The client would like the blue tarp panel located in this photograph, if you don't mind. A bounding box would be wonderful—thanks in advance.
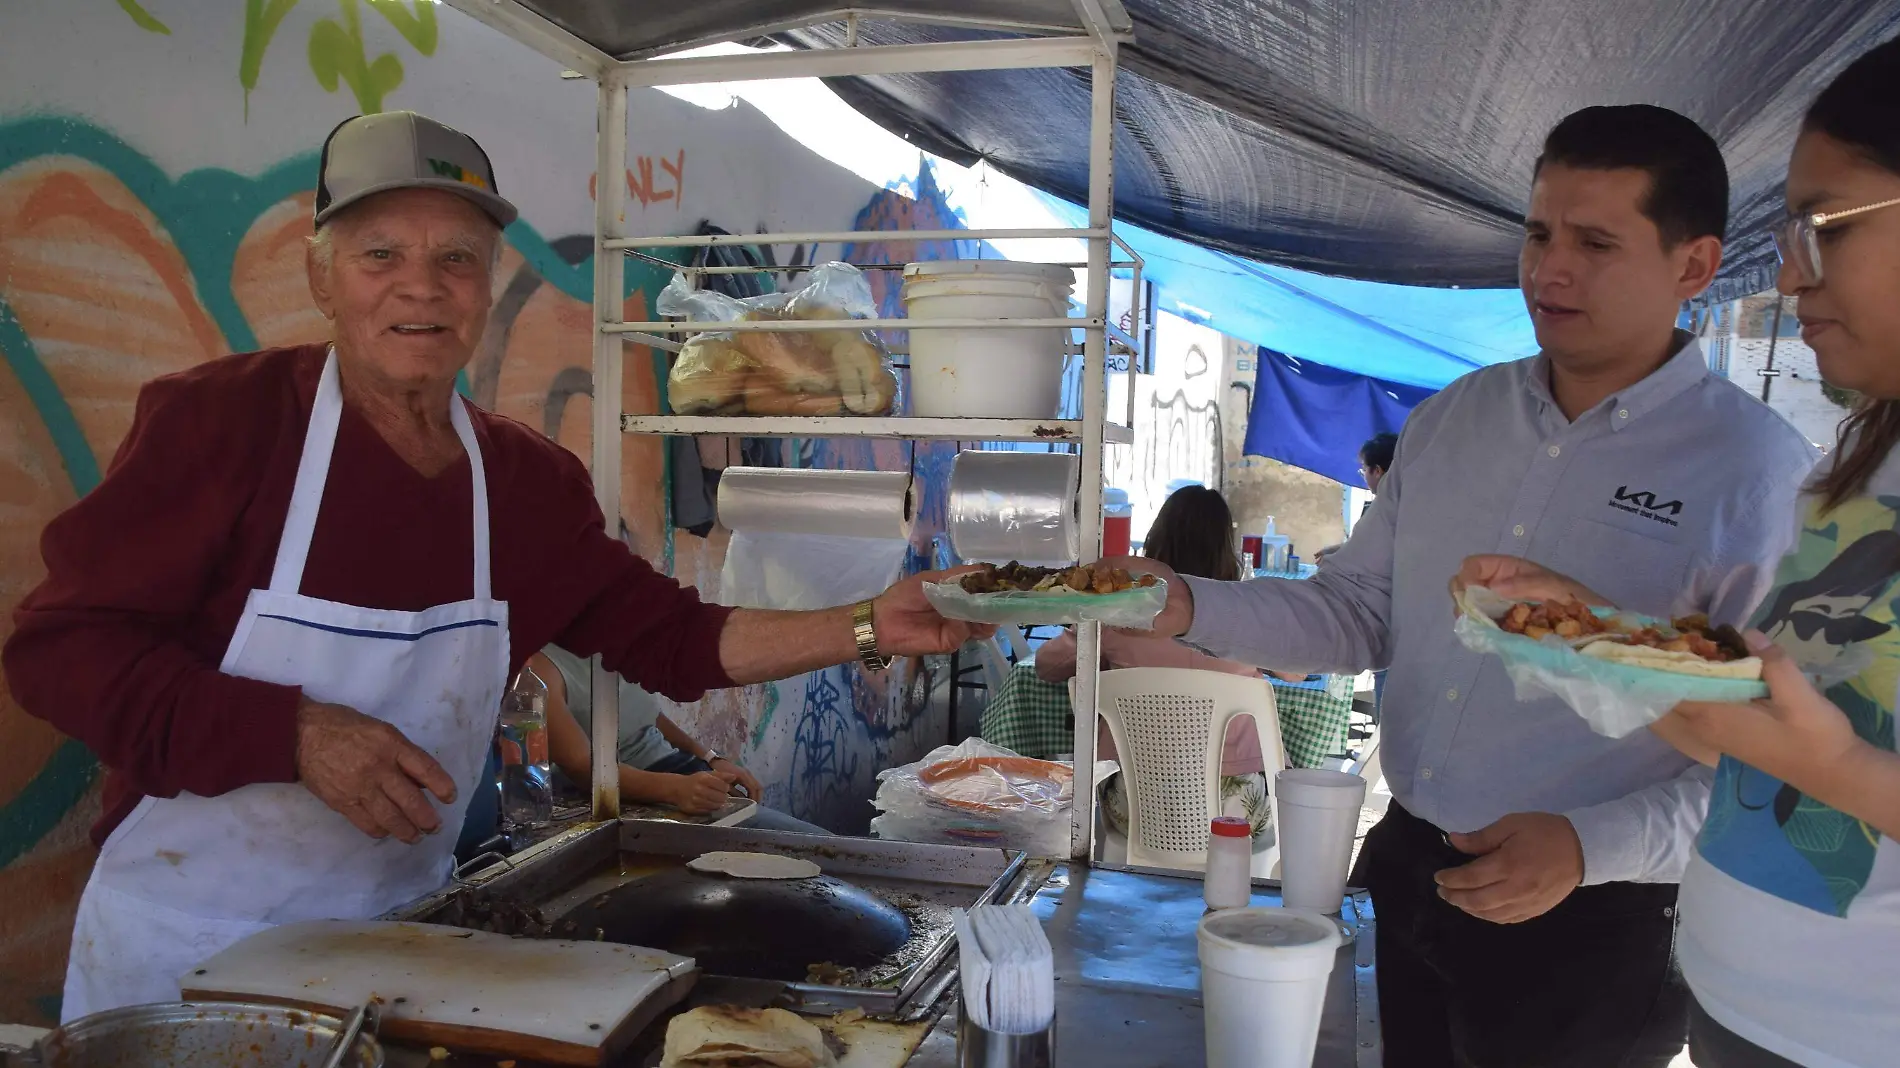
[1038,194,1534,391]
[1243,350,1432,487]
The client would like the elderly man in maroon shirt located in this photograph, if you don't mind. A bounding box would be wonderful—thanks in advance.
[3,112,988,1021]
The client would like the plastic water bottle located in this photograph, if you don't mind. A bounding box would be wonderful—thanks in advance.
[497,666,553,834]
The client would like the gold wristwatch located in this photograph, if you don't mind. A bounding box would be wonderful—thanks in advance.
[852,599,891,671]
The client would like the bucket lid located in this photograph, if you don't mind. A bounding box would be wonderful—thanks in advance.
[1198,907,1341,957]
[903,260,1075,288]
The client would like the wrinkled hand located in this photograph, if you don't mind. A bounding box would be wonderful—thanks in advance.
[1666,633,1865,794]
[1435,812,1584,924]
[1450,555,1609,610]
[710,757,764,801]
[871,568,998,657]
[1102,556,1191,637]
[295,698,456,844]
[668,771,735,815]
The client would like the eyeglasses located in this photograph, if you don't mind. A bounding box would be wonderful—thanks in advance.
[1773,196,1900,286]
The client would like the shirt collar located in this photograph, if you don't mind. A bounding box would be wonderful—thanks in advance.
[1524,329,1708,432]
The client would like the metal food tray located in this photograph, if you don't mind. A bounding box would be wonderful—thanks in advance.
[388,821,1036,1019]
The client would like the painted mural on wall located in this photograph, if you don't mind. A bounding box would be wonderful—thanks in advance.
[0,4,985,1024]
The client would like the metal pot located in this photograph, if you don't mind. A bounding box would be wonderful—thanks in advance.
[17,1002,382,1068]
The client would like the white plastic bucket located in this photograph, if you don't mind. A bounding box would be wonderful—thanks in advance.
[1197,907,1342,1068]
[901,261,1075,418]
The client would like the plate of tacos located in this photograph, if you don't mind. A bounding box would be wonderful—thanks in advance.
[1454,585,1768,737]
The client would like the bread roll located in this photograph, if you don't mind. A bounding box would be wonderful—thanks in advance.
[741,374,845,416]
[831,334,898,415]
[736,310,838,394]
[667,335,750,414]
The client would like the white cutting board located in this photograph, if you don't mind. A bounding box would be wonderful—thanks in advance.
[182,920,696,1066]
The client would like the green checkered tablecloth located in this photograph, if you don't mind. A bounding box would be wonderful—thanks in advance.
[980,661,1074,759]
[978,660,1355,770]
[1269,675,1356,769]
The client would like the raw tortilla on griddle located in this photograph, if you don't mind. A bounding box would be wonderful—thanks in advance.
[686,851,822,880]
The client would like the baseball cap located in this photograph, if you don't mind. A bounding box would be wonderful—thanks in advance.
[314,111,518,229]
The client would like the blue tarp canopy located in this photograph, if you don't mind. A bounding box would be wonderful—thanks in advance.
[1039,193,1531,483]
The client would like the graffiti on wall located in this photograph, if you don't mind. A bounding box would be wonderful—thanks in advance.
[0,105,980,1019]
[119,0,441,116]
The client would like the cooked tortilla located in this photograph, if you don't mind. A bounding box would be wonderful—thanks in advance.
[686,851,822,880]
[661,1005,836,1068]
[1579,640,1763,680]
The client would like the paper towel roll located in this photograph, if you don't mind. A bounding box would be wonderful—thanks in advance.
[717,468,914,611]
[948,451,1080,566]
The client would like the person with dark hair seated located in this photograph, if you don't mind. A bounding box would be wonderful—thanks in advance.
[1118,104,1818,1066]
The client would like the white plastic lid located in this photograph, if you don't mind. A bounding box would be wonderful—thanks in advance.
[902,259,1076,287]
[1197,908,1342,980]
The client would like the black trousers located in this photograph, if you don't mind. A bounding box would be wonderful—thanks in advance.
[1356,801,1689,1067]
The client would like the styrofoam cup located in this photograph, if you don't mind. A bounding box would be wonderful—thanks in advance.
[1274,769,1367,913]
[1197,907,1342,1068]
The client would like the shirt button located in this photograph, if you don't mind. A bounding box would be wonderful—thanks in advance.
[1513,524,1525,537]
[1420,767,1435,780]
[1446,688,1458,701]
[1617,408,1630,420]
[1547,444,1561,458]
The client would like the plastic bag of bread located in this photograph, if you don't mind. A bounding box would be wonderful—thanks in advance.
[657,265,898,416]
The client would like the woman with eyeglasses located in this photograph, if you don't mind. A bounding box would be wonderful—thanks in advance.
[1458,38,1900,1068]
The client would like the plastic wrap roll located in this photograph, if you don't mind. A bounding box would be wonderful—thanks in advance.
[717,468,914,611]
[948,451,1080,566]
[717,467,913,538]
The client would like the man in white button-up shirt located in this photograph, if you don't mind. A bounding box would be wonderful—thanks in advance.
[1128,107,1817,1066]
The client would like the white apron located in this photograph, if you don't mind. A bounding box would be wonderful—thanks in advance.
[61,350,510,1021]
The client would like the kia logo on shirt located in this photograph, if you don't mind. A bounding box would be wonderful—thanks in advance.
[1609,486,1684,527]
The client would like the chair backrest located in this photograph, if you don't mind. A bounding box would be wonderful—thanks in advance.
[1094,668,1287,872]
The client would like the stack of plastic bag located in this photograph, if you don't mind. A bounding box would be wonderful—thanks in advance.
[870,738,1072,856]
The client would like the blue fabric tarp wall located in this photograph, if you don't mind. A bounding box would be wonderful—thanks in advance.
[1038,193,1534,483]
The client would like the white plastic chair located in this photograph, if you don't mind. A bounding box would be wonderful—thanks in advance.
[1093,668,1288,876]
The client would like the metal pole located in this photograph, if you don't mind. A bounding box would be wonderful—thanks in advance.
[1071,46,1117,862]
[1762,299,1783,403]
[590,80,628,822]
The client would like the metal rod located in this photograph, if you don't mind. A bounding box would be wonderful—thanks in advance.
[608,227,1106,250]
[1762,299,1783,403]
[604,317,1101,334]
[590,81,627,823]
[664,259,1137,276]
[620,414,1137,445]
[610,35,1097,88]
[1071,46,1117,863]
[439,0,612,79]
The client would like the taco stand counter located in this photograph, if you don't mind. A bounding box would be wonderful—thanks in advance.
[0,821,1378,1068]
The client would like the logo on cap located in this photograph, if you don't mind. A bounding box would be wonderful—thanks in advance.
[428,158,489,191]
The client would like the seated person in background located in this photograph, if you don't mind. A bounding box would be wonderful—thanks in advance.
[534,646,828,834]
[1315,431,1398,564]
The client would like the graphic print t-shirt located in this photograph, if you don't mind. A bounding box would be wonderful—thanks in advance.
[1678,455,1900,1068]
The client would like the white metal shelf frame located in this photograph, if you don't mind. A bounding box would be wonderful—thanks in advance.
[443,0,1123,864]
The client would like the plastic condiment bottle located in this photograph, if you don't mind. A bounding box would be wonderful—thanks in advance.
[1204,816,1254,911]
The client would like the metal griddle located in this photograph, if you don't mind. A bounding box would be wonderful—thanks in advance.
[388,822,1033,1020]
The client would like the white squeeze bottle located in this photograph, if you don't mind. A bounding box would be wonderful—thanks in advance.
[1204,817,1254,910]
